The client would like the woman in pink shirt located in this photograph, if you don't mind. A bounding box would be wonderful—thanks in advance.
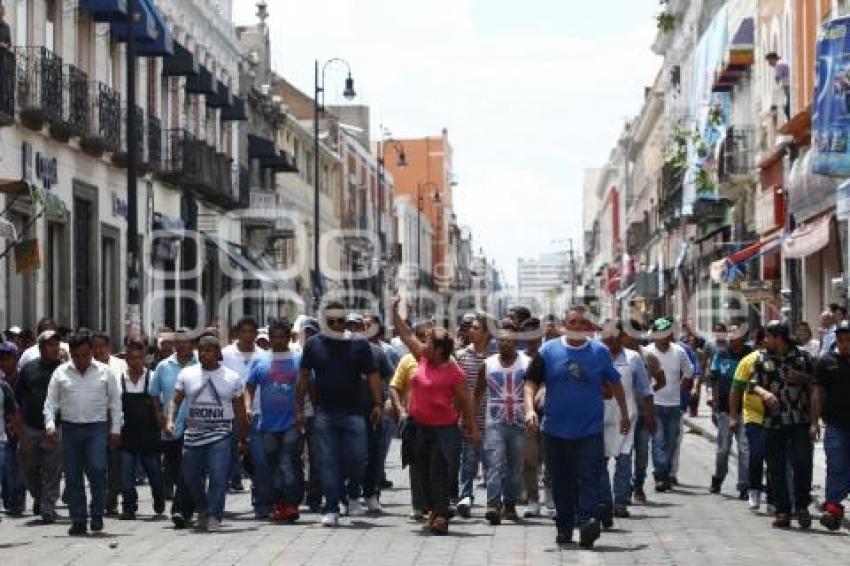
[392,299,478,534]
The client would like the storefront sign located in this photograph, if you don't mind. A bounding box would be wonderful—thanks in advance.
[812,16,850,176]
[14,239,40,273]
[112,192,128,219]
[21,143,58,189]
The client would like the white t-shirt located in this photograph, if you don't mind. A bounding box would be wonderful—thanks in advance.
[644,342,694,407]
[221,343,268,384]
[176,365,244,447]
[18,341,70,369]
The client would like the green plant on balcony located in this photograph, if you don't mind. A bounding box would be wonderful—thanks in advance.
[695,167,715,196]
[708,103,724,127]
[657,11,675,33]
[664,124,691,174]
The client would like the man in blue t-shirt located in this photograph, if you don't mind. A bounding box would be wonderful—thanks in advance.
[246,321,303,523]
[525,306,630,549]
[297,301,382,528]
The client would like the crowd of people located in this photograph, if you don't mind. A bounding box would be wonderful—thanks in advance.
[0,301,849,549]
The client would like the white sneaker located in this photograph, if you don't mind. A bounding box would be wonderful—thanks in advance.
[766,504,776,515]
[321,513,339,527]
[366,496,383,513]
[748,490,761,511]
[523,501,541,518]
[206,517,221,531]
[456,496,472,518]
[542,488,554,509]
[347,499,364,516]
[540,505,553,518]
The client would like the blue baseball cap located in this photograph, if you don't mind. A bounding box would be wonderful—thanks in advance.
[0,341,19,356]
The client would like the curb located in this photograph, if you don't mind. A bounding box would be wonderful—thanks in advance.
[683,416,850,530]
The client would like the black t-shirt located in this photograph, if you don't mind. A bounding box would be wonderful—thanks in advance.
[14,358,61,430]
[301,334,377,414]
[815,352,850,430]
[0,22,11,48]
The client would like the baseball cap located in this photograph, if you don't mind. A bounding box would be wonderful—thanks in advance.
[765,320,790,338]
[345,313,364,325]
[38,329,59,344]
[302,317,320,334]
[0,341,18,356]
[6,326,22,336]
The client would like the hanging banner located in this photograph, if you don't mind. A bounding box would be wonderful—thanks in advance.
[812,16,850,176]
[782,214,832,259]
[14,239,40,273]
[838,179,850,220]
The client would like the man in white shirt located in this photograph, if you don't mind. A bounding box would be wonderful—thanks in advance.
[165,335,248,532]
[17,318,69,368]
[92,331,127,516]
[643,318,694,493]
[43,332,122,536]
[221,317,270,515]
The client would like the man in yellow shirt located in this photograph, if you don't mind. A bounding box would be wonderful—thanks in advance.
[730,328,769,511]
[389,322,431,520]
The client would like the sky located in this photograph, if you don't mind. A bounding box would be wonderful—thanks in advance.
[232,0,662,288]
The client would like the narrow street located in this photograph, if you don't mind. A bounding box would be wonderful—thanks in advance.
[2,427,847,566]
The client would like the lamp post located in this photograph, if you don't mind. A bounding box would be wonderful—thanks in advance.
[416,181,441,315]
[126,0,140,341]
[376,136,407,318]
[313,58,356,311]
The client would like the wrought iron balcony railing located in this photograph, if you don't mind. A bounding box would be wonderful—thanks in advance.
[719,127,755,181]
[147,114,162,172]
[112,104,145,169]
[16,46,64,131]
[80,81,121,156]
[65,65,89,137]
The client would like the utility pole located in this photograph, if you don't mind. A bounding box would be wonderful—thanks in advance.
[126,0,140,341]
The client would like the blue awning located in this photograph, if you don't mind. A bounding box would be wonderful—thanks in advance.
[79,0,128,23]
[110,0,173,57]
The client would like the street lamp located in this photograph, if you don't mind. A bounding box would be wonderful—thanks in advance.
[416,181,441,315]
[376,135,407,318]
[313,58,356,311]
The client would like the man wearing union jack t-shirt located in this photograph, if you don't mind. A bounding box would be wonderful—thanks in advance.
[475,319,530,525]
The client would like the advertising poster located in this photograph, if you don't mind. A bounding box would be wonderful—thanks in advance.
[812,17,850,176]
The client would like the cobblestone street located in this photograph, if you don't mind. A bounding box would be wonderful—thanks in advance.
[2,428,848,566]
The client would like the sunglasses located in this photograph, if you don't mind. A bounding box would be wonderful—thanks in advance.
[327,318,345,325]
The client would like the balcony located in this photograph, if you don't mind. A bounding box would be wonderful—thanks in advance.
[0,47,15,126]
[658,162,684,229]
[16,46,64,132]
[63,65,89,138]
[147,114,162,172]
[111,105,146,170]
[158,129,239,209]
[718,127,755,182]
[626,218,650,255]
[80,82,121,157]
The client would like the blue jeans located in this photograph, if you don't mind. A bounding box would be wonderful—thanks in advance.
[484,423,524,505]
[120,451,164,513]
[250,421,272,517]
[600,453,632,511]
[2,439,25,513]
[458,438,483,501]
[182,435,232,520]
[263,427,304,506]
[62,422,109,523]
[314,409,367,514]
[714,412,749,490]
[633,415,651,489]
[545,433,603,534]
[824,424,850,505]
[651,405,682,482]
[745,423,766,493]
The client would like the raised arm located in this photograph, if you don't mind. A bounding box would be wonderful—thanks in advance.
[391,297,425,360]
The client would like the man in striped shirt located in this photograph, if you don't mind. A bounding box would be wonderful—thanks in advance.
[455,314,499,518]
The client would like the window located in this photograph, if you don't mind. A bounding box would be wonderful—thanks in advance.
[45,0,56,53]
[15,0,28,47]
[46,221,70,323]
[100,231,120,345]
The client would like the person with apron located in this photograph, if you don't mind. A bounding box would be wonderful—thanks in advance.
[599,323,654,526]
[119,341,165,520]
[166,335,248,532]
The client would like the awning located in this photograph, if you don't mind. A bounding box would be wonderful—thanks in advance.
[162,42,197,77]
[783,214,832,259]
[248,134,277,159]
[186,65,215,96]
[712,18,754,91]
[260,151,298,173]
[206,81,232,109]
[78,0,127,22]
[205,235,273,284]
[110,0,173,57]
[221,96,247,121]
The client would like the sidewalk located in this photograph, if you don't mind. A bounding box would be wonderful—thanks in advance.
[682,395,845,525]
